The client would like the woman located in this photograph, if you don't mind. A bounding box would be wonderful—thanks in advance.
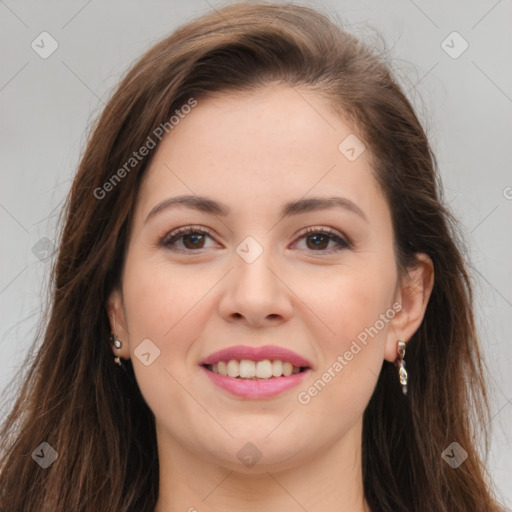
[0,2,505,511]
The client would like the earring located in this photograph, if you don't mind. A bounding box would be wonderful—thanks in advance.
[110,334,123,366]
[395,340,408,395]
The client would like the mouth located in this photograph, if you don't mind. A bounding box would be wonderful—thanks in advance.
[201,360,309,379]
[199,345,313,399]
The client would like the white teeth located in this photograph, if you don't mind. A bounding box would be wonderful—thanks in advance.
[239,359,256,378]
[282,361,293,377]
[256,360,273,379]
[272,360,283,377]
[227,360,239,378]
[218,361,228,376]
[208,359,304,379]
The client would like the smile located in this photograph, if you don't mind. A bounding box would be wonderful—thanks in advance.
[199,344,313,399]
[204,359,307,379]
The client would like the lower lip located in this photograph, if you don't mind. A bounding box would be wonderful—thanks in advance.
[201,366,311,399]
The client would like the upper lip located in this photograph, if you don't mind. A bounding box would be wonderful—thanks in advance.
[201,345,313,369]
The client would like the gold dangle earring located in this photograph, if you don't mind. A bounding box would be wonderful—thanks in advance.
[395,340,408,395]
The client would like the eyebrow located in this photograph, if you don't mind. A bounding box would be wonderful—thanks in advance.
[145,194,368,223]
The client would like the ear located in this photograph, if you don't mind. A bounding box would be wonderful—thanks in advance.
[107,288,131,361]
[384,253,434,362]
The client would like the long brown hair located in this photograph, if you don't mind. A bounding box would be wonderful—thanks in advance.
[0,2,503,511]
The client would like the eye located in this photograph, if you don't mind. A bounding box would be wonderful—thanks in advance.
[159,225,351,253]
[159,226,219,252]
[292,226,351,252]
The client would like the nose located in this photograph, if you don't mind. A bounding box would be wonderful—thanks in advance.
[217,243,294,328]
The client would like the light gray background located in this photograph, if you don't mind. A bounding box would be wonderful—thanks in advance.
[1,0,511,506]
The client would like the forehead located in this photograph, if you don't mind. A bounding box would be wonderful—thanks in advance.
[136,85,389,227]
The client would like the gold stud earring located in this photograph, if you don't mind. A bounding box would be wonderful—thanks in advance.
[395,340,408,395]
[110,334,123,366]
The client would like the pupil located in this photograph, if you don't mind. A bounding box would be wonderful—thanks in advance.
[184,234,204,249]
[308,234,327,250]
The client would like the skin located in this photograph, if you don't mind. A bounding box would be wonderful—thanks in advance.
[108,84,434,512]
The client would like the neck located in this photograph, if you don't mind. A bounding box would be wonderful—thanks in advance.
[153,419,369,512]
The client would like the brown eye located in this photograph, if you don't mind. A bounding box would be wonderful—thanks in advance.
[305,233,330,250]
[294,227,350,252]
[181,232,207,249]
[160,227,218,252]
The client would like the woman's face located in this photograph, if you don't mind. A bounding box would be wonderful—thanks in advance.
[109,84,427,472]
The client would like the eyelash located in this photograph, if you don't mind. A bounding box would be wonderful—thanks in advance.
[159,225,351,254]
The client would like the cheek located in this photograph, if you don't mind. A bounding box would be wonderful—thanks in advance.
[295,275,395,434]
[119,255,218,431]
[120,252,225,378]
[308,258,397,351]
[122,252,206,337]
[299,256,397,404]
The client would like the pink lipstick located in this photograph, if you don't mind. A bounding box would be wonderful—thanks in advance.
[200,345,313,399]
